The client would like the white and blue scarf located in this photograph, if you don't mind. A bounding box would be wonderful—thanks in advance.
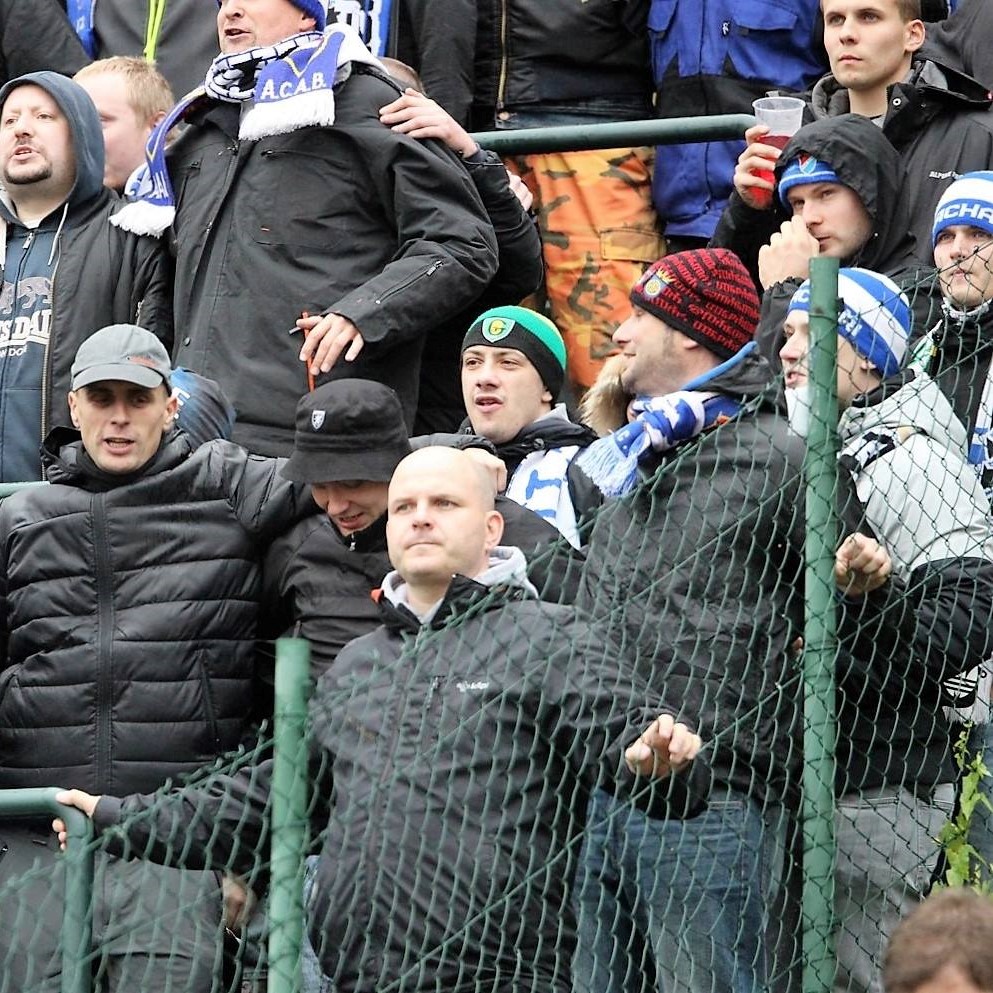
[577,343,754,497]
[112,23,380,237]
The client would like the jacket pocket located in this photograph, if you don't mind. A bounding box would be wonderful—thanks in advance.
[195,652,222,755]
[647,0,679,82]
[728,0,801,81]
[250,147,350,249]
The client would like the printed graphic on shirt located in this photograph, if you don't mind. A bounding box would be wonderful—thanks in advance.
[0,277,52,358]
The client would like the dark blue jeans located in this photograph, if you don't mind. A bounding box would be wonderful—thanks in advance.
[572,786,786,993]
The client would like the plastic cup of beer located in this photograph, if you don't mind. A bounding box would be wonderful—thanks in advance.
[750,96,806,208]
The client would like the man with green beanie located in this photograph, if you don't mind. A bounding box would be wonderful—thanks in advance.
[460,304,601,548]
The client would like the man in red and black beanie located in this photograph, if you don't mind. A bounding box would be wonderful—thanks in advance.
[573,247,807,993]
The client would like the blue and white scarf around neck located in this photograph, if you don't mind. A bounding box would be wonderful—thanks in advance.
[577,343,754,497]
[112,24,380,237]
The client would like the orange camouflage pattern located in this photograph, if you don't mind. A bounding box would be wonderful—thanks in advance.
[507,145,664,390]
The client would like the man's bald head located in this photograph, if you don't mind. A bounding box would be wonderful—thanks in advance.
[386,447,504,609]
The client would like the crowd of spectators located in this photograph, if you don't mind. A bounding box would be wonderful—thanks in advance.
[1,1,993,992]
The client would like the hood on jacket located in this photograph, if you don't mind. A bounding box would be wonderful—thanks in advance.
[705,344,783,411]
[381,545,538,622]
[839,368,969,453]
[774,113,916,273]
[0,70,106,224]
[811,57,992,122]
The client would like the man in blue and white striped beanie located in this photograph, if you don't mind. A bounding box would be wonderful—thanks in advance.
[781,267,911,433]
[931,170,993,312]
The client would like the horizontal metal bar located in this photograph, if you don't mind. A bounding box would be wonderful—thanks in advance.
[472,114,755,155]
[0,481,47,499]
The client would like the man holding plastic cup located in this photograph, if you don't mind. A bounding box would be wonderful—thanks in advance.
[713,0,993,269]
[741,96,807,210]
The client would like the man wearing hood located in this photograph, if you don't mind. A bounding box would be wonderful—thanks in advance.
[716,114,930,372]
[780,267,993,991]
[0,70,170,482]
[54,445,708,993]
[0,324,312,990]
[719,0,993,268]
[571,249,806,993]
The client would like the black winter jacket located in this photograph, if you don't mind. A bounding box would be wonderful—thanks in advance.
[0,0,90,87]
[262,498,587,678]
[94,574,708,992]
[0,429,311,795]
[167,66,498,456]
[578,351,807,807]
[393,0,651,128]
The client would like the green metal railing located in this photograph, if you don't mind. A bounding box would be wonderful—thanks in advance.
[267,638,312,993]
[0,788,93,993]
[472,114,756,154]
[803,257,841,993]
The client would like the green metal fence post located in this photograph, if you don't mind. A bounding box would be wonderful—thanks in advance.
[471,114,756,155]
[803,257,840,993]
[267,637,311,993]
[0,787,94,993]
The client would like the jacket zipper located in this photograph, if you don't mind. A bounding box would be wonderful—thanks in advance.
[497,0,510,112]
[93,494,116,790]
[196,653,221,753]
[373,260,446,307]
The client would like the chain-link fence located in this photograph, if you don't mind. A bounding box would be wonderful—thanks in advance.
[3,141,993,993]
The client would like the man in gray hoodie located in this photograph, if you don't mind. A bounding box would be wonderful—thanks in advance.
[0,70,170,481]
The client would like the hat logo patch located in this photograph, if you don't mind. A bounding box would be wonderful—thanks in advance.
[311,410,326,430]
[641,270,672,299]
[797,154,818,175]
[127,355,157,369]
[481,317,516,342]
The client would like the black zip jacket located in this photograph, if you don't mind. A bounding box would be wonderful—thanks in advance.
[0,429,311,795]
[578,351,807,808]
[167,65,498,455]
[93,575,708,992]
[392,0,651,129]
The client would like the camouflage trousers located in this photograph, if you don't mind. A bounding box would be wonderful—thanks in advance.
[507,146,664,390]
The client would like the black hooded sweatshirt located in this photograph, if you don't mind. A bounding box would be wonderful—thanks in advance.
[0,71,172,481]
[713,114,934,373]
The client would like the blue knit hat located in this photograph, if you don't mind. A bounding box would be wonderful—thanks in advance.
[932,171,993,246]
[788,267,911,378]
[216,0,327,30]
[778,154,842,209]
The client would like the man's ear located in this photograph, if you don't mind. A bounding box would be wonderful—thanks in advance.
[905,19,926,55]
[484,509,504,552]
[67,390,80,428]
